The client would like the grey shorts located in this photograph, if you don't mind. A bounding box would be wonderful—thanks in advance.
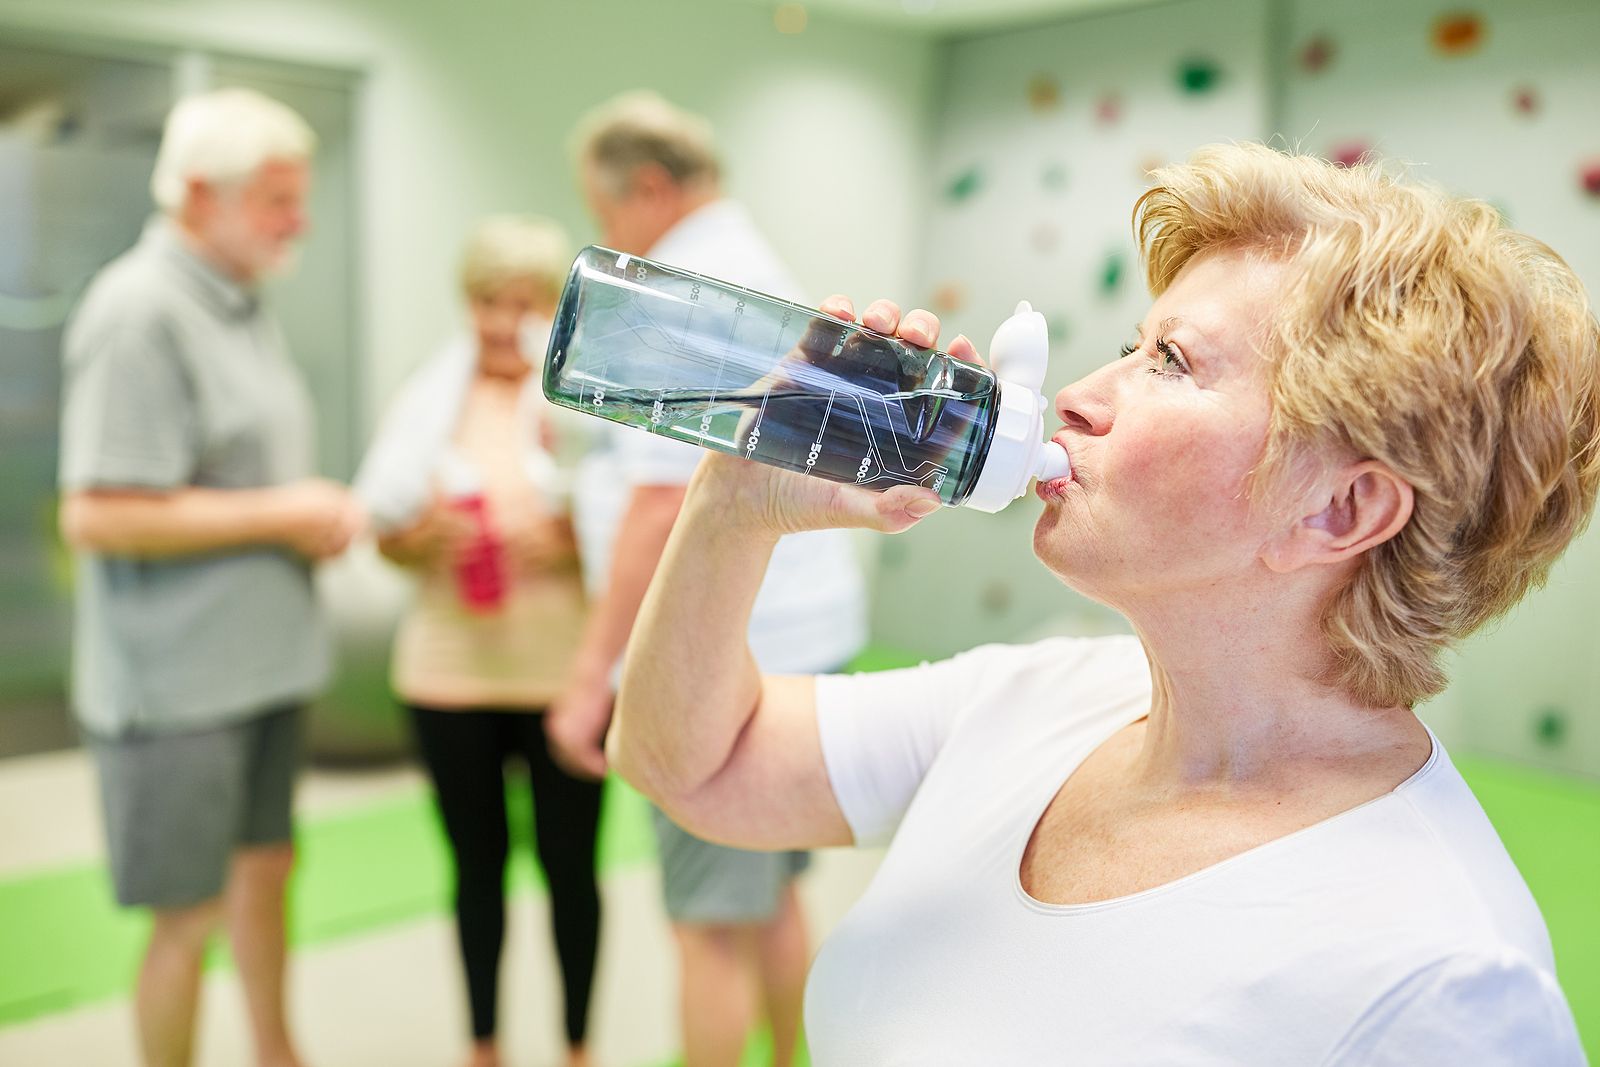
[650,804,810,924]
[88,705,302,909]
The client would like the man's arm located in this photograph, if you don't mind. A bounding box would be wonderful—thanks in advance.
[546,483,686,777]
[60,480,362,561]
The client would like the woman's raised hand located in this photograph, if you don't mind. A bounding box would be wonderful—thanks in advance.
[690,295,981,538]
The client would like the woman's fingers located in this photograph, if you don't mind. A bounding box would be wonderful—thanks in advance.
[820,295,945,351]
[823,482,942,534]
[861,300,901,334]
[898,309,941,349]
[819,294,856,321]
[947,333,988,367]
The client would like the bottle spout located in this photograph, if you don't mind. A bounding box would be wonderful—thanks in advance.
[1033,440,1071,483]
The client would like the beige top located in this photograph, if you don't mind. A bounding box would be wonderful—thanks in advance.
[391,374,586,710]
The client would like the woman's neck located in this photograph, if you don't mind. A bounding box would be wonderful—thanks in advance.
[1124,581,1430,795]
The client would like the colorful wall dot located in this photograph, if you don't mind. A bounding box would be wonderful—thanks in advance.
[1328,141,1372,168]
[1094,93,1122,126]
[945,167,982,203]
[980,581,1013,616]
[1137,155,1166,180]
[1027,74,1062,112]
[1047,315,1071,344]
[1042,162,1069,191]
[1099,252,1125,297]
[1432,12,1486,56]
[1298,35,1335,75]
[1176,57,1223,95]
[1031,222,1060,254]
[931,281,967,314]
[1581,160,1600,200]
[1512,85,1540,117]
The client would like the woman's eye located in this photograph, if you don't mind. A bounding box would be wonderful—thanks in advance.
[1151,337,1189,376]
[1118,341,1139,358]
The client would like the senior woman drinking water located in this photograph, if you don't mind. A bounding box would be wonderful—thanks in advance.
[604,143,1595,1064]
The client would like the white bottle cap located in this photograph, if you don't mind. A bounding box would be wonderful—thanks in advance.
[963,301,1072,513]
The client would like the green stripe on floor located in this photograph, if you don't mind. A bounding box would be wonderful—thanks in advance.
[1453,754,1600,1062]
[0,643,1594,1062]
[0,774,657,1028]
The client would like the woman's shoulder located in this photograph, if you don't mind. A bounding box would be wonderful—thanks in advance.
[930,632,1150,735]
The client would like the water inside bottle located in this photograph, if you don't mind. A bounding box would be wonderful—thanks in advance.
[567,335,998,504]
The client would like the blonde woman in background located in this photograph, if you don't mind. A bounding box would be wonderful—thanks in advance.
[607,144,1595,1064]
[357,217,597,1067]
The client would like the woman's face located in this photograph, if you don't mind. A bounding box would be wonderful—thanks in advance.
[471,276,555,378]
[1033,248,1291,607]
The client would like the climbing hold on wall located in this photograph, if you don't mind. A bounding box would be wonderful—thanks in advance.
[946,167,981,203]
[1432,12,1485,56]
[1580,159,1600,199]
[1042,162,1068,191]
[931,281,967,314]
[1094,93,1122,126]
[1533,707,1567,747]
[1329,141,1372,168]
[1176,57,1222,95]
[1099,252,1125,297]
[1027,74,1062,112]
[1031,222,1060,254]
[1046,314,1071,344]
[1298,35,1335,74]
[1511,84,1539,117]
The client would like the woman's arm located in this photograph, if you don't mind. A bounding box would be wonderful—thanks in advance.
[608,296,960,850]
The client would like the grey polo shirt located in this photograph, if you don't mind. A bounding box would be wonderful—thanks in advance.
[59,217,330,737]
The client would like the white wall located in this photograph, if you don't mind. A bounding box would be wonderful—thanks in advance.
[1280,0,1600,773]
[0,0,940,421]
[872,0,1271,659]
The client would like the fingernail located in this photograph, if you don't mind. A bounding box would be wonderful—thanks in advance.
[864,310,890,332]
[907,496,940,517]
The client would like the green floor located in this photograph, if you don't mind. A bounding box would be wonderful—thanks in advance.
[0,697,1594,1062]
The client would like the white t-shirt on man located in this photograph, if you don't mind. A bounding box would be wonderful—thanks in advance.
[807,634,1585,1065]
[572,199,866,675]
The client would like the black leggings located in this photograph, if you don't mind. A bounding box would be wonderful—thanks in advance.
[408,705,603,1046]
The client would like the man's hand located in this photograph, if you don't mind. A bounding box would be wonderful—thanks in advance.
[271,479,366,560]
[547,676,614,780]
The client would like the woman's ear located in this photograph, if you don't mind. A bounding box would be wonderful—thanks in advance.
[1261,460,1414,573]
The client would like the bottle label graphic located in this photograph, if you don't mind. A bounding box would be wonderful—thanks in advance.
[543,247,1067,511]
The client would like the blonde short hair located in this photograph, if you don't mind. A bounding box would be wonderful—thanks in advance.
[150,88,315,212]
[573,90,720,197]
[1135,143,1600,708]
[459,215,571,301]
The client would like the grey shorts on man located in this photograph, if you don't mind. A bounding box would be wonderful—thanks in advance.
[650,805,810,924]
[89,706,302,908]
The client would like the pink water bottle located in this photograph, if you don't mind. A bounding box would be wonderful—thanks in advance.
[439,453,507,613]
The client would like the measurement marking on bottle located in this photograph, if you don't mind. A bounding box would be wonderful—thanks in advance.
[804,392,838,476]
[747,386,773,456]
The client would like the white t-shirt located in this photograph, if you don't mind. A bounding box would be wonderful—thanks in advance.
[572,200,867,674]
[807,635,1585,1066]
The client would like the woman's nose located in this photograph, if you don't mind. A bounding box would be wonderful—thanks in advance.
[1053,363,1116,436]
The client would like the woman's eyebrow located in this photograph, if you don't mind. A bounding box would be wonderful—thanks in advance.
[1133,317,1186,339]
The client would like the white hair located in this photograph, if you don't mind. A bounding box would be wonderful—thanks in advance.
[460,215,572,300]
[149,88,316,212]
[573,90,720,196]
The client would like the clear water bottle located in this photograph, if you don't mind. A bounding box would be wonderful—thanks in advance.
[542,246,1069,511]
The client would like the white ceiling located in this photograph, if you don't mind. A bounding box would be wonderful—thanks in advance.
[738,0,1168,35]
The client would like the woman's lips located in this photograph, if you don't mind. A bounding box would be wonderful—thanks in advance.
[1036,433,1077,499]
